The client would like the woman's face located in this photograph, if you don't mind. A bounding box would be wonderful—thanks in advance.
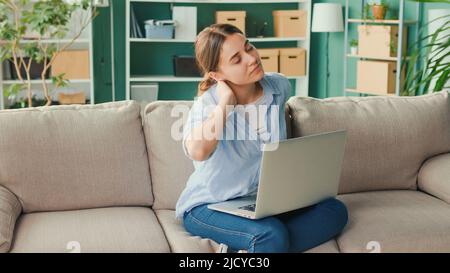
[211,33,264,85]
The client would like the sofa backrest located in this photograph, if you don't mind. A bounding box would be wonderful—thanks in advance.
[0,101,153,213]
[142,101,194,210]
[286,91,450,194]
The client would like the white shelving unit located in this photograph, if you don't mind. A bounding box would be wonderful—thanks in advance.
[131,0,305,3]
[125,0,312,100]
[130,36,306,43]
[130,75,306,82]
[0,10,94,110]
[343,0,421,97]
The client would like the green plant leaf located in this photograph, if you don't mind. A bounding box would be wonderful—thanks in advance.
[4,83,24,101]
[433,69,449,91]
[401,12,449,95]
[408,0,449,3]
[51,73,69,88]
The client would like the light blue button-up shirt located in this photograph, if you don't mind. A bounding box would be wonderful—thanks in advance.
[175,73,291,219]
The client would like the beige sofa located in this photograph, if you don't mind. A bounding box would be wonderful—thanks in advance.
[0,91,449,253]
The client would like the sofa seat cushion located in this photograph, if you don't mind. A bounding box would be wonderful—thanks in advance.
[155,209,221,253]
[303,240,340,253]
[10,207,170,253]
[336,190,450,253]
[155,209,340,253]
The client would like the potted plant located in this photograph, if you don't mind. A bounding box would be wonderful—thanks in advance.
[362,3,373,21]
[350,39,359,55]
[402,0,450,96]
[0,0,97,108]
[360,1,389,36]
[371,0,389,20]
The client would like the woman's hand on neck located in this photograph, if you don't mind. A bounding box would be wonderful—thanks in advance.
[226,81,263,105]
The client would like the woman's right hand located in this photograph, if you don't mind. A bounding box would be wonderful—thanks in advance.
[186,79,235,161]
[216,80,237,107]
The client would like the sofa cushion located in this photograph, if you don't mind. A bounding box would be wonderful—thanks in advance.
[155,209,221,253]
[286,91,450,194]
[336,190,450,253]
[418,153,450,205]
[143,101,195,210]
[155,209,340,253]
[0,186,22,253]
[303,239,340,253]
[10,207,170,253]
[0,101,153,213]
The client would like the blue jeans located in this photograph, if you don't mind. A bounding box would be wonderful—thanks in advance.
[183,198,348,253]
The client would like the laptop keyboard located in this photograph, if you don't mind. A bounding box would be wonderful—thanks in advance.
[239,204,256,212]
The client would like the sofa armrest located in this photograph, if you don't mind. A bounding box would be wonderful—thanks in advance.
[418,153,450,204]
[0,186,22,253]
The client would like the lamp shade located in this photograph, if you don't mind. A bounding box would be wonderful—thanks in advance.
[311,3,344,33]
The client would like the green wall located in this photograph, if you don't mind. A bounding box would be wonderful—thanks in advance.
[92,0,449,102]
[93,0,126,103]
[92,5,112,103]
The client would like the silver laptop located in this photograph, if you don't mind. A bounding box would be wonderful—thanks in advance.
[207,130,347,219]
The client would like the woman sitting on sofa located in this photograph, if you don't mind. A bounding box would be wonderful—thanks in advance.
[175,23,348,253]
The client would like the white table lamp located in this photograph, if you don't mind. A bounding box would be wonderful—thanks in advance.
[312,3,344,33]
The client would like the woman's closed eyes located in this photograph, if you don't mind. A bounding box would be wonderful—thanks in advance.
[232,42,255,64]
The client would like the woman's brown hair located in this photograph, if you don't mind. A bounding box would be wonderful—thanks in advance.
[195,24,244,97]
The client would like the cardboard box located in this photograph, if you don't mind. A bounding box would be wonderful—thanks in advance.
[273,10,307,38]
[215,11,246,34]
[358,25,407,58]
[52,50,90,79]
[279,48,306,76]
[356,60,404,95]
[58,91,86,105]
[257,48,279,73]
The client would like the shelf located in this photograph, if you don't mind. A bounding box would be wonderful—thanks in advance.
[130,75,306,82]
[9,39,90,44]
[347,54,398,61]
[347,54,411,62]
[130,37,306,43]
[130,0,306,3]
[2,79,91,84]
[343,0,420,98]
[126,0,311,98]
[348,19,417,25]
[345,88,396,96]
[131,76,201,82]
